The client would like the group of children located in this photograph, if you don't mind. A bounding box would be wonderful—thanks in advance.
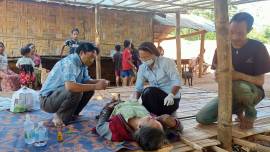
[0,41,41,90]
[112,40,141,87]
[112,42,166,87]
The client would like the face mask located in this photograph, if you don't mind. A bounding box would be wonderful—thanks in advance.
[143,58,154,66]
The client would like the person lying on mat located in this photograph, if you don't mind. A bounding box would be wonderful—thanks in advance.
[40,42,109,127]
[135,42,182,116]
[196,12,270,129]
[95,100,183,151]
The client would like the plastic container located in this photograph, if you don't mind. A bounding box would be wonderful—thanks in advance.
[24,114,35,144]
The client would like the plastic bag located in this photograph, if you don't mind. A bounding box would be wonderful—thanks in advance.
[10,86,40,113]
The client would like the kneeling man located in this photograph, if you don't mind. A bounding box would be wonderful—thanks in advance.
[40,42,109,126]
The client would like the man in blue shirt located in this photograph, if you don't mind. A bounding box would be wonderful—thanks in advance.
[40,42,109,127]
[135,42,181,116]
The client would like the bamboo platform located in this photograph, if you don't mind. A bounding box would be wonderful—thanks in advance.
[93,86,270,152]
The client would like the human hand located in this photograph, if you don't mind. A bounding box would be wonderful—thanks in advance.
[95,79,108,90]
[157,114,176,128]
[164,93,175,106]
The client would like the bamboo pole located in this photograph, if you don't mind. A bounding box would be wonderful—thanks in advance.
[176,11,182,77]
[233,138,270,152]
[95,5,101,79]
[198,31,206,78]
[214,0,232,151]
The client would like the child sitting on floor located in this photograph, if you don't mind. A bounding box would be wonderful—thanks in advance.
[16,47,36,88]
[95,99,183,151]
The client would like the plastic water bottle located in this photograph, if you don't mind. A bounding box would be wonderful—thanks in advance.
[24,114,35,144]
[34,122,48,147]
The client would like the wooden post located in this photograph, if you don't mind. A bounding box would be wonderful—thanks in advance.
[95,5,101,79]
[214,0,232,151]
[176,11,182,77]
[198,31,206,78]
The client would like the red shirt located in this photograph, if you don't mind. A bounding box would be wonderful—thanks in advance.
[122,48,132,70]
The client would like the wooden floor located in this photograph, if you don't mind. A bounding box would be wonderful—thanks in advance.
[93,86,270,152]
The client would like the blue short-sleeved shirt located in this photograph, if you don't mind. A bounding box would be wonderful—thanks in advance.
[135,56,182,98]
[40,53,91,96]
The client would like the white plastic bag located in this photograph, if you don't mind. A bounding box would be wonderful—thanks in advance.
[10,86,40,113]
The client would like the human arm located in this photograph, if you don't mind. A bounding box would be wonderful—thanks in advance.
[164,59,181,106]
[157,114,183,133]
[64,81,107,92]
[60,45,66,58]
[135,65,145,99]
[232,70,264,86]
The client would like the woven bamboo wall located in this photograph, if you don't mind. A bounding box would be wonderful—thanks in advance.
[99,9,153,56]
[0,0,153,57]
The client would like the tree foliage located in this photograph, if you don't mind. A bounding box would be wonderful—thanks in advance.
[170,5,270,44]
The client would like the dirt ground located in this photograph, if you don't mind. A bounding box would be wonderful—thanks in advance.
[191,73,270,98]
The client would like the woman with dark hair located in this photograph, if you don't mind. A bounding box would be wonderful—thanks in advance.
[96,99,183,151]
[0,42,20,91]
[135,42,182,116]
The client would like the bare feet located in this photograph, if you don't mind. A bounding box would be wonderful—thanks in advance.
[239,117,254,129]
[53,114,65,127]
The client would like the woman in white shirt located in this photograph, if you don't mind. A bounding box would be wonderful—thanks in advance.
[135,42,182,116]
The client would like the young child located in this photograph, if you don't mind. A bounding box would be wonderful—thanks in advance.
[26,43,41,89]
[96,99,183,151]
[60,28,80,57]
[16,47,36,88]
[26,43,41,67]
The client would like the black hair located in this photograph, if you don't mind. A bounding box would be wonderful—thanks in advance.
[71,28,80,34]
[134,126,165,151]
[0,42,4,48]
[138,42,160,57]
[25,43,35,50]
[230,12,254,33]
[131,43,135,49]
[115,44,121,52]
[124,40,131,48]
[21,47,31,56]
[75,42,99,55]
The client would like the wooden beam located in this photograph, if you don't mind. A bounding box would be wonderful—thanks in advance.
[214,0,232,151]
[176,12,182,78]
[211,146,229,152]
[160,30,206,41]
[253,134,270,142]
[95,5,101,79]
[198,31,206,78]
[233,138,270,152]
